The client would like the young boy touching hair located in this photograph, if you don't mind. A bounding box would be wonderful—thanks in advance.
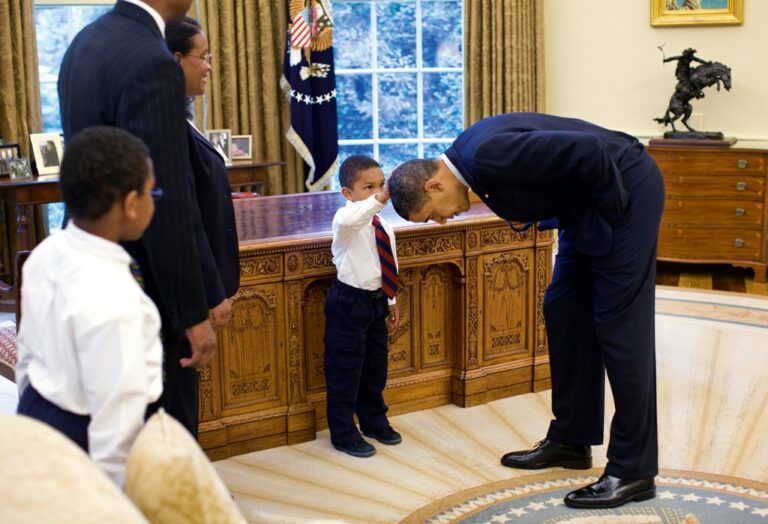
[16,126,163,487]
[324,155,402,458]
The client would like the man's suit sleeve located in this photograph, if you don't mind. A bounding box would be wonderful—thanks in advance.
[117,54,208,330]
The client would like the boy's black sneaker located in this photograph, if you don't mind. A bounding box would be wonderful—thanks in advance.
[333,438,376,458]
[362,425,402,445]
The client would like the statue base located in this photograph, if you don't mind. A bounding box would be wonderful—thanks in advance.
[663,131,724,140]
[649,133,737,148]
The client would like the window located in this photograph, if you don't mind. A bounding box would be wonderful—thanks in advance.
[333,0,464,181]
[34,1,113,231]
[36,1,114,134]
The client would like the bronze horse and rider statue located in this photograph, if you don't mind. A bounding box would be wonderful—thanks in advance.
[654,48,732,139]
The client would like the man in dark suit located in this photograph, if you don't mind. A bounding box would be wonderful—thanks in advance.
[58,0,217,436]
[388,112,665,509]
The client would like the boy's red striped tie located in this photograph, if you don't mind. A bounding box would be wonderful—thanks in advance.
[372,215,398,299]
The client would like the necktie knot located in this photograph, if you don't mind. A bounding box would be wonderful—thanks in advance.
[372,215,398,299]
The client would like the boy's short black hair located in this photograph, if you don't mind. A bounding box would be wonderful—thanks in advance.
[60,126,151,220]
[338,155,381,189]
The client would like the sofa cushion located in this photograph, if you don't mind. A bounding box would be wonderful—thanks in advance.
[0,414,148,524]
[125,408,246,524]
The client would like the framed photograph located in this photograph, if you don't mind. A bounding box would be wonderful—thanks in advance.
[30,132,64,175]
[205,128,232,165]
[0,143,22,177]
[651,0,743,27]
[230,135,252,160]
[8,157,33,180]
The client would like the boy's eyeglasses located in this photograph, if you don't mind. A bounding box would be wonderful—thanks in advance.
[150,188,164,201]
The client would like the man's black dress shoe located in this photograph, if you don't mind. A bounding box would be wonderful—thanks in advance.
[500,439,592,470]
[564,474,655,509]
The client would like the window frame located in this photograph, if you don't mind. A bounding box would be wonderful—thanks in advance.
[335,0,464,160]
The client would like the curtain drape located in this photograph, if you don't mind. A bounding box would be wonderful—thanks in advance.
[464,0,545,126]
[194,0,304,195]
[0,0,44,284]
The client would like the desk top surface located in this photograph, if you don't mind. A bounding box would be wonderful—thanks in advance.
[234,191,503,246]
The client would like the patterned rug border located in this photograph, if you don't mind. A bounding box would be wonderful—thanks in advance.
[400,468,768,523]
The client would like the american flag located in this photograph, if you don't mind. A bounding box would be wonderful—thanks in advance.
[291,13,311,49]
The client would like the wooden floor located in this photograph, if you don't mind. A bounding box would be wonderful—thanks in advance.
[655,261,768,296]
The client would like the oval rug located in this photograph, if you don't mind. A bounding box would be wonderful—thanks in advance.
[402,468,768,524]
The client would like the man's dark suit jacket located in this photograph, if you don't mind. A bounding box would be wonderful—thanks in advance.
[187,124,240,303]
[444,112,650,257]
[58,1,209,331]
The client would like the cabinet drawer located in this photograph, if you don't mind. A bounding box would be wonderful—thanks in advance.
[658,227,764,262]
[662,199,764,228]
[651,150,767,175]
[663,174,765,199]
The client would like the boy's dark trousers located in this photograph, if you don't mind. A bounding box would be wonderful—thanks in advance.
[324,279,390,447]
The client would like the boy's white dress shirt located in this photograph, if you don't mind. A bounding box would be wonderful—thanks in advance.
[15,222,163,487]
[331,194,399,306]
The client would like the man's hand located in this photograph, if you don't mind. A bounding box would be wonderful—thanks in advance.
[182,320,217,369]
[211,298,232,329]
[387,304,400,330]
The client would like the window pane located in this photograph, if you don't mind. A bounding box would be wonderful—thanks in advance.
[379,143,418,174]
[339,144,374,164]
[337,74,373,140]
[378,73,417,139]
[422,0,462,68]
[376,1,416,68]
[423,72,463,138]
[423,141,451,159]
[39,82,62,133]
[333,2,371,68]
[35,4,112,133]
[46,203,65,233]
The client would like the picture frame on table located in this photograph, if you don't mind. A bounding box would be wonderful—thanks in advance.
[651,0,743,27]
[0,143,22,177]
[204,128,232,165]
[30,132,64,175]
[230,135,252,160]
[9,157,33,180]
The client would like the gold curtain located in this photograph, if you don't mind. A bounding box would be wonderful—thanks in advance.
[195,0,304,195]
[0,0,44,283]
[464,0,545,126]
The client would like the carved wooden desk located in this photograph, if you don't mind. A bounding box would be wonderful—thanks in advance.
[200,191,554,460]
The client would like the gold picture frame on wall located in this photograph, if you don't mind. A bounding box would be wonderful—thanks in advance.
[651,0,743,27]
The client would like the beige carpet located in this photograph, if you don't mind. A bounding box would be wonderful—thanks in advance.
[214,287,768,523]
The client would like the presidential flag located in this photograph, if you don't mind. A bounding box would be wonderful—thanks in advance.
[281,0,339,191]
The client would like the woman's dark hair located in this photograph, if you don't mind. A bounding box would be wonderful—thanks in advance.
[60,126,151,220]
[166,15,202,56]
[166,16,203,116]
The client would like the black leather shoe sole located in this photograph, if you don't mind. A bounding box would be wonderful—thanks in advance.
[564,488,655,509]
[362,430,402,445]
[500,456,592,470]
[333,442,376,458]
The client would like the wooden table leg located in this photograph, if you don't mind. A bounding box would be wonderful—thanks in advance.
[16,203,31,252]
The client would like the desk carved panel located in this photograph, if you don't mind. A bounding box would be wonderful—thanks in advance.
[200,193,553,459]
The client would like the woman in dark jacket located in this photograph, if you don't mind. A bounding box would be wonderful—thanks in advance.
[166,16,239,326]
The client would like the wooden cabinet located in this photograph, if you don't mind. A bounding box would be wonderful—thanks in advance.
[198,192,554,460]
[649,144,768,282]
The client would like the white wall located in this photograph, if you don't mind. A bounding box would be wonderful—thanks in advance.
[543,0,768,142]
